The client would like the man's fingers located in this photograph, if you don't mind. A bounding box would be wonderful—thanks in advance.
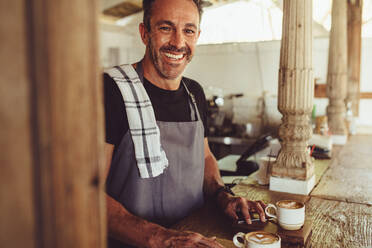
[221,196,269,225]
[181,232,224,248]
[257,200,269,218]
[199,237,224,248]
[239,199,252,224]
[252,201,266,222]
[188,235,223,248]
[231,211,239,220]
[225,205,239,220]
[257,200,267,209]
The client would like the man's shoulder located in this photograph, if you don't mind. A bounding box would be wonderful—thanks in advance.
[103,71,121,98]
[103,63,135,79]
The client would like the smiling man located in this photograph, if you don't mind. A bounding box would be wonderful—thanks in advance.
[103,0,267,247]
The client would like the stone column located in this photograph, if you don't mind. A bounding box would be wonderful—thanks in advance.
[326,0,348,143]
[270,0,315,195]
[347,0,363,116]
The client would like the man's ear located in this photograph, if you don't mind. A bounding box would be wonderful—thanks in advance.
[139,23,149,45]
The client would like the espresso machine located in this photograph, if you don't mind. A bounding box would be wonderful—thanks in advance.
[207,93,243,137]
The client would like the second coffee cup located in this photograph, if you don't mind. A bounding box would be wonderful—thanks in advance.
[265,200,305,231]
[233,231,281,248]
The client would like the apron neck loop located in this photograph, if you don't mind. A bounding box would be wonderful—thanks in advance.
[135,59,145,83]
[182,79,199,121]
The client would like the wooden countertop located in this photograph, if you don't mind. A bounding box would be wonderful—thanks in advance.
[172,135,372,248]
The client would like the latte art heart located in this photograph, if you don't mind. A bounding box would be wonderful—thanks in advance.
[234,231,280,247]
[247,231,279,244]
[277,200,303,209]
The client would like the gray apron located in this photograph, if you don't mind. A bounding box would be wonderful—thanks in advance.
[106,63,205,248]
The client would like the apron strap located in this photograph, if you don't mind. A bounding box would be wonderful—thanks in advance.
[182,79,200,122]
[135,60,144,84]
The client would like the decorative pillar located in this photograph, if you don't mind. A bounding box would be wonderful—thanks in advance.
[326,0,348,144]
[270,0,315,195]
[347,0,362,116]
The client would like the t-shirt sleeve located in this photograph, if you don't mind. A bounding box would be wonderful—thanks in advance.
[103,73,129,146]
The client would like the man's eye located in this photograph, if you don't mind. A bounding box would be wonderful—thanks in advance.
[185,29,195,34]
[159,26,171,31]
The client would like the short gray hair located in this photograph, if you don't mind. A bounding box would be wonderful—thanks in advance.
[142,0,204,31]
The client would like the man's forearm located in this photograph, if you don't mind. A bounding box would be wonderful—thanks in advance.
[203,153,225,198]
[104,143,165,247]
[107,195,165,247]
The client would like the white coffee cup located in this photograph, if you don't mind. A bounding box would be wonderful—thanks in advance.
[255,156,275,185]
[265,200,305,231]
[233,231,281,248]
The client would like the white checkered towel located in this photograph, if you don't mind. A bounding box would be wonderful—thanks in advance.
[105,64,168,178]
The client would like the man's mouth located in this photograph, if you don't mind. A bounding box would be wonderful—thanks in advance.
[164,52,185,60]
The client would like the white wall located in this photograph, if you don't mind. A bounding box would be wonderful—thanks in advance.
[185,42,279,97]
[184,39,333,125]
[99,23,144,68]
[99,28,372,126]
[358,38,372,127]
[186,38,331,94]
[361,38,372,92]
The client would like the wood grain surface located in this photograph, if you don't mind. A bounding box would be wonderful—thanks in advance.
[232,219,313,247]
[239,157,332,189]
[311,135,372,205]
[173,136,372,247]
[0,0,106,247]
[0,1,36,247]
[172,200,311,248]
[29,0,107,244]
[232,184,310,206]
[172,201,234,241]
[306,197,372,248]
[329,135,371,169]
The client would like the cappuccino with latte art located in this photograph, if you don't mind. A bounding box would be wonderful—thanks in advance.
[233,231,281,248]
[277,200,304,209]
[265,200,305,231]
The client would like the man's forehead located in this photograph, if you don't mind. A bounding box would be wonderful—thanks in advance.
[155,19,197,27]
[150,0,200,23]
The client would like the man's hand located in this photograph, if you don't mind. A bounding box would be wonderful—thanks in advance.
[217,192,267,224]
[149,228,224,248]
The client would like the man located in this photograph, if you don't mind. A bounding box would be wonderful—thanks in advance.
[103,0,267,247]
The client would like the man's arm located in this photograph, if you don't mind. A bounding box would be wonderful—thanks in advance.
[203,138,267,224]
[104,143,223,248]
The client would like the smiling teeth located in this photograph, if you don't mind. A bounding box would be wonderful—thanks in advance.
[165,53,183,59]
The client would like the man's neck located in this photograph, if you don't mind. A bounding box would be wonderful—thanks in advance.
[140,57,182,91]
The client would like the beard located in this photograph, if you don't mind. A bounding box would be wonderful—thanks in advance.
[148,37,193,80]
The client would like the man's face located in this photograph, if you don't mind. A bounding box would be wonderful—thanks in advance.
[142,0,200,80]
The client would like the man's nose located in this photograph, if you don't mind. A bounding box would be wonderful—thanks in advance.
[169,30,185,49]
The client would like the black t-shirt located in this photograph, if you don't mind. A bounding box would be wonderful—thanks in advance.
[104,73,208,147]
